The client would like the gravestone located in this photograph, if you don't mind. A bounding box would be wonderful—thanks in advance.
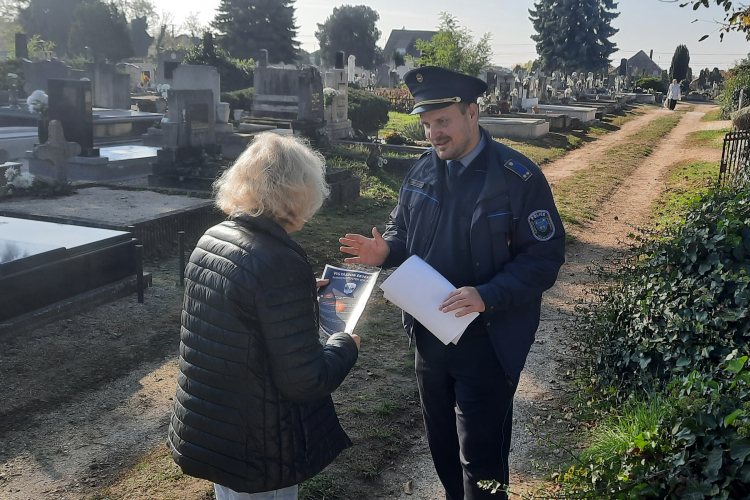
[33,120,82,183]
[156,50,186,85]
[15,33,28,60]
[252,65,300,120]
[172,65,221,121]
[376,64,390,88]
[324,61,352,139]
[47,78,98,157]
[161,89,217,150]
[348,55,356,83]
[84,62,131,110]
[22,58,77,95]
[293,67,325,141]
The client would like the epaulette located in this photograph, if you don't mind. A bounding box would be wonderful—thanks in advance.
[504,159,533,181]
[419,148,434,159]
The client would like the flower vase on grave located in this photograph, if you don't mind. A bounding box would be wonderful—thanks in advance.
[37,118,50,144]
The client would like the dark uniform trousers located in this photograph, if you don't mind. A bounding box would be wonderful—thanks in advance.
[414,322,516,500]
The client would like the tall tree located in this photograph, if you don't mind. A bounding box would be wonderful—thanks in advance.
[414,12,492,77]
[19,0,86,55]
[129,16,153,57]
[669,44,690,83]
[212,0,299,63]
[709,67,723,85]
[529,0,619,73]
[69,1,134,62]
[315,5,382,70]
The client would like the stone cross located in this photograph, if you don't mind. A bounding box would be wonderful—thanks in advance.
[33,120,81,184]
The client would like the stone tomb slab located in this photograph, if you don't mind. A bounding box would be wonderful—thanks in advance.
[478,117,550,139]
[0,186,206,225]
[28,145,159,182]
[0,216,137,322]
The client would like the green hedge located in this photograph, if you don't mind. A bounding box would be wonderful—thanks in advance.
[578,187,750,387]
[348,89,390,135]
[220,88,254,113]
[635,77,666,94]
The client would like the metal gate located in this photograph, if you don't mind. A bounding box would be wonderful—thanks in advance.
[719,129,750,188]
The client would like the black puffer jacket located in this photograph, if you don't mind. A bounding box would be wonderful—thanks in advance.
[168,215,358,493]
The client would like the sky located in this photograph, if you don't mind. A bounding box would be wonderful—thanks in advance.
[154,0,750,71]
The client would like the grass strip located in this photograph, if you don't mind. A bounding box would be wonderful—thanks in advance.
[650,159,720,228]
[685,127,731,149]
[701,108,724,122]
[553,113,682,227]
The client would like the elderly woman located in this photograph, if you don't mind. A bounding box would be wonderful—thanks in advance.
[667,79,681,111]
[168,133,360,500]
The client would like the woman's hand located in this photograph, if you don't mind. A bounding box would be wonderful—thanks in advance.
[316,278,329,289]
[349,333,361,349]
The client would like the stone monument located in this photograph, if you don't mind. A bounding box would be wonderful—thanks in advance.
[348,55,356,83]
[32,120,81,183]
[324,51,353,140]
[47,78,98,157]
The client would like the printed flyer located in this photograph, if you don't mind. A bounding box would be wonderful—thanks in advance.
[318,265,380,336]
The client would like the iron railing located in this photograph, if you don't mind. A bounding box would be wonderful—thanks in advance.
[719,129,750,188]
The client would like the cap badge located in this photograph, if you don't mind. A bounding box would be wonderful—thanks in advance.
[416,73,423,83]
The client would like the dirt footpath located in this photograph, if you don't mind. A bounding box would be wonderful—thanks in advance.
[0,104,730,500]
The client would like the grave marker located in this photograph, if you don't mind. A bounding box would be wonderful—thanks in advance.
[33,120,82,183]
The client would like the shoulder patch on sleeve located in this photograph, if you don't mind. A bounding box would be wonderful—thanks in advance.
[504,159,533,181]
[419,148,434,159]
[528,210,555,241]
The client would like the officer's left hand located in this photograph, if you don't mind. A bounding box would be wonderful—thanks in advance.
[439,287,485,317]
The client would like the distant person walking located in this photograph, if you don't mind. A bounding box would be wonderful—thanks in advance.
[667,79,681,111]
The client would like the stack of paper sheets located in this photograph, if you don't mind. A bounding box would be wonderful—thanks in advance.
[380,256,479,345]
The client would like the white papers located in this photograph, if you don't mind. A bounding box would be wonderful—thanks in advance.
[380,255,479,345]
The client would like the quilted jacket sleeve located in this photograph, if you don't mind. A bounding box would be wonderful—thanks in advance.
[251,258,359,404]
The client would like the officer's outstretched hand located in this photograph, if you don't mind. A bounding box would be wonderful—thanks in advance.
[339,227,390,267]
[439,287,486,317]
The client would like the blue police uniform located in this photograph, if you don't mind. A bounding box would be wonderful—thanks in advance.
[381,67,565,500]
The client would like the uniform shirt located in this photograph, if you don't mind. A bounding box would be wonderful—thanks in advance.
[423,137,488,289]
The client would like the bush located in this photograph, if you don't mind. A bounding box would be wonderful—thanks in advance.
[0,59,25,97]
[546,359,750,499]
[348,89,390,135]
[635,77,666,94]
[184,32,254,92]
[577,186,750,389]
[137,99,157,113]
[400,120,426,141]
[220,88,254,113]
[720,62,750,118]
[383,130,405,145]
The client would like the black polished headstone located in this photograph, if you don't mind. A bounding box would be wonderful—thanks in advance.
[335,51,345,70]
[47,78,99,157]
[15,33,28,60]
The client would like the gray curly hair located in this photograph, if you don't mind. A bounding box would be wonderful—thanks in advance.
[214,133,330,228]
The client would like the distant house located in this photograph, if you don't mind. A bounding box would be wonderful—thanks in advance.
[610,50,663,79]
[382,29,436,79]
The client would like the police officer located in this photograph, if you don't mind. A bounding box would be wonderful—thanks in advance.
[339,66,565,500]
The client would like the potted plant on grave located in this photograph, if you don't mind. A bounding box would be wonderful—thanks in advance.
[27,89,49,144]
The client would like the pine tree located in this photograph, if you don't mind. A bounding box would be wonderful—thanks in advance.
[212,0,300,64]
[669,45,690,83]
[529,0,619,73]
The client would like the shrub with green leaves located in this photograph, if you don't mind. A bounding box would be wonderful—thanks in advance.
[400,120,426,141]
[348,89,390,135]
[577,186,750,388]
[220,88,254,113]
[719,62,750,119]
[550,358,750,499]
[635,77,666,94]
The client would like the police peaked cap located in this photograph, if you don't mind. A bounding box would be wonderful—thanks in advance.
[405,66,488,115]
